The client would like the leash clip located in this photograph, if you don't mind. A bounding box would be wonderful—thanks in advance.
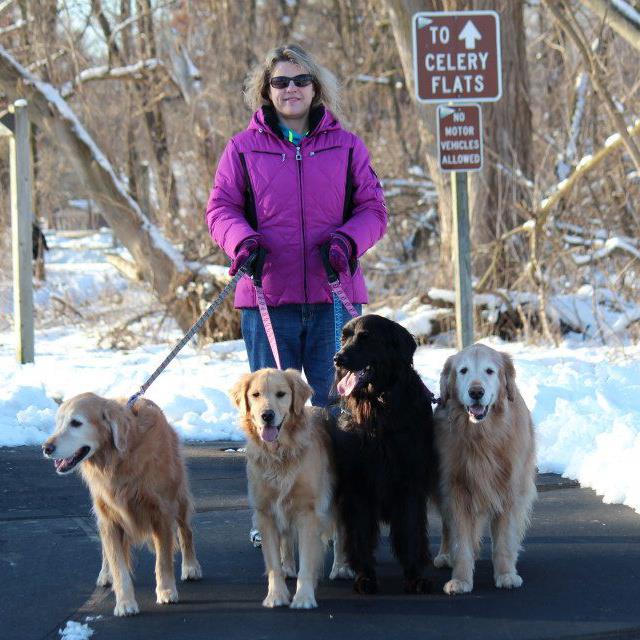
[127,391,142,409]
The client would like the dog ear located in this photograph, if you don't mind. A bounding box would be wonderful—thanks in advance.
[102,400,129,454]
[284,369,313,416]
[439,355,456,407]
[393,324,417,363]
[501,352,516,402]
[229,374,252,415]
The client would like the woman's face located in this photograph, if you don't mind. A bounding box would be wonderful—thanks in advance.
[268,61,315,122]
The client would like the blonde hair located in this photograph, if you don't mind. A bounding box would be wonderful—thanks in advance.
[244,44,341,117]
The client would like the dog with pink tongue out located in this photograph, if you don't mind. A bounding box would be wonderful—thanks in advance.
[230,368,353,610]
[330,314,437,595]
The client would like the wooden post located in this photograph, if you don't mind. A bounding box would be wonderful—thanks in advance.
[452,170,474,349]
[10,99,34,364]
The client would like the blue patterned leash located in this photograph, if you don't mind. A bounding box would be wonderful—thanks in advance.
[332,291,344,353]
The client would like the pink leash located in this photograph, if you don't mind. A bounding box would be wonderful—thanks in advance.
[251,245,359,370]
[254,284,282,370]
[250,248,282,369]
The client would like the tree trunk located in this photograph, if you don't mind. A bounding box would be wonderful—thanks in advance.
[470,0,533,287]
[386,0,452,284]
[92,0,181,223]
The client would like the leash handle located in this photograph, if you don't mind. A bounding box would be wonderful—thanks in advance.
[250,247,267,287]
[244,247,281,370]
[320,242,339,283]
[321,240,359,355]
[320,241,359,319]
[127,254,258,408]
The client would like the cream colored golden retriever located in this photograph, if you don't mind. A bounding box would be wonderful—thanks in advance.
[42,393,202,616]
[434,344,536,595]
[230,368,352,610]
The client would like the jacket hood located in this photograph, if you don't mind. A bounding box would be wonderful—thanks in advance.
[248,104,340,138]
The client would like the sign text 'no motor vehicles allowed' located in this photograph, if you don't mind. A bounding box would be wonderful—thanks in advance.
[437,104,483,172]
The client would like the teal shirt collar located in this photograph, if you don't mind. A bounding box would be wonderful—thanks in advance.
[278,124,307,146]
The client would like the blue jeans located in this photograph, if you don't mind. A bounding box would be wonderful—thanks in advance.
[241,303,361,407]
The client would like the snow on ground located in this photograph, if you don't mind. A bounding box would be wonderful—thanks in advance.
[1,230,639,515]
[58,620,94,640]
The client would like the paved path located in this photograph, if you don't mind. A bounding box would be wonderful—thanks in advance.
[1,444,639,640]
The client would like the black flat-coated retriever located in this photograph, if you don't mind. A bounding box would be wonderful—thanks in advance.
[331,314,436,594]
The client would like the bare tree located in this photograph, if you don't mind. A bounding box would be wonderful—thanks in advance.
[90,0,181,223]
[0,0,638,344]
[0,46,239,338]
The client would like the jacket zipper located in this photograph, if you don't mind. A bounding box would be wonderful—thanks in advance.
[296,145,308,303]
[307,145,340,157]
[252,149,285,157]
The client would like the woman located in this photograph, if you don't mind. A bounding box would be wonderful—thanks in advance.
[206,44,387,408]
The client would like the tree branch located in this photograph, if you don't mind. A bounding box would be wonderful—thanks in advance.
[59,58,180,98]
[476,117,640,291]
[579,0,640,49]
[544,0,640,173]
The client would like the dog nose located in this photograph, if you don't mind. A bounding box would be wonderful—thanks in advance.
[469,386,484,401]
[261,410,275,424]
[42,442,55,456]
[334,353,345,367]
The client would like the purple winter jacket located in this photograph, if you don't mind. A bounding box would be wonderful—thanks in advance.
[205,106,387,308]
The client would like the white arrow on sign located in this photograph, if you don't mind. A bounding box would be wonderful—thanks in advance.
[417,16,432,29]
[458,20,482,49]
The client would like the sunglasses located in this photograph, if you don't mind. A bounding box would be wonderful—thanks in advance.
[269,74,314,89]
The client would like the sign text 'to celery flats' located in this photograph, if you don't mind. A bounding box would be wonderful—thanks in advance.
[412,11,502,104]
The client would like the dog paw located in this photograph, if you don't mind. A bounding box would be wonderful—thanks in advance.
[404,577,432,594]
[290,589,318,609]
[329,563,355,580]
[282,563,297,579]
[181,560,203,581]
[113,598,140,617]
[156,587,179,604]
[443,579,472,595]
[96,570,112,587]
[495,572,523,589]
[433,553,451,569]
[353,574,378,595]
[262,588,291,608]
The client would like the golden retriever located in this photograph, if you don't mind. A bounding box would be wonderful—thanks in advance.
[230,368,352,609]
[434,344,536,595]
[42,393,202,616]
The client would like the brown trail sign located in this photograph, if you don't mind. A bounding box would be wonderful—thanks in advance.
[437,105,483,172]
[413,11,502,104]
[412,10,502,349]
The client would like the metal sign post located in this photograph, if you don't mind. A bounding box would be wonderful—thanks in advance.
[451,171,473,349]
[413,11,502,350]
[438,105,482,348]
[10,99,34,364]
